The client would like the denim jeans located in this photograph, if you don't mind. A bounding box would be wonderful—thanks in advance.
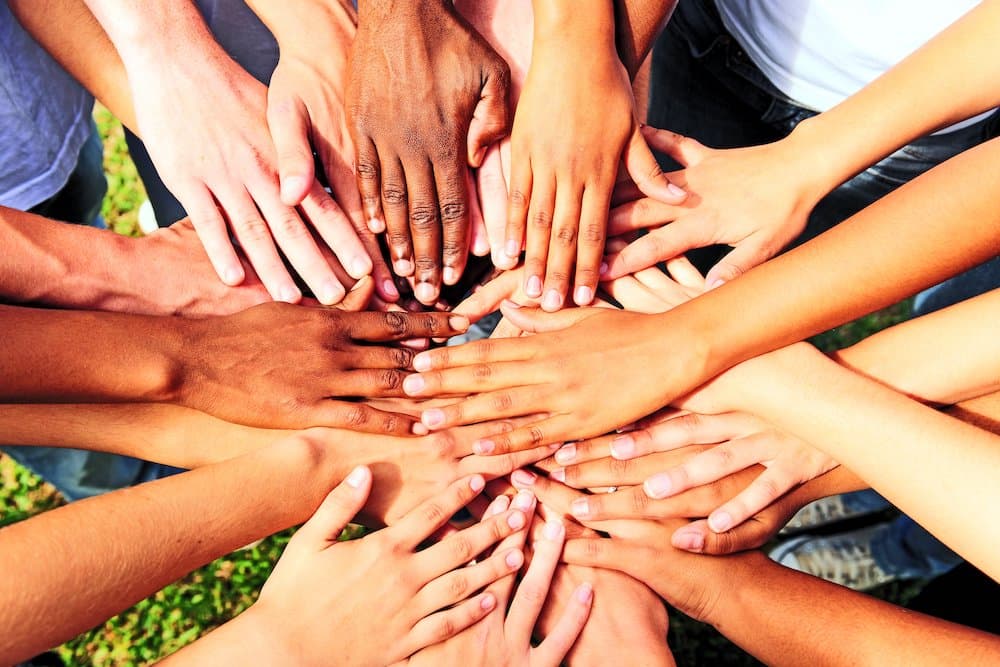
[3,119,180,502]
[650,0,1000,579]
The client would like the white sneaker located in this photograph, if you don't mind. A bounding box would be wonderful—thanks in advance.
[137,199,159,235]
[779,494,889,535]
[769,524,896,591]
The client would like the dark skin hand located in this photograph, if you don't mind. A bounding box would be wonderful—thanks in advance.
[348,0,511,305]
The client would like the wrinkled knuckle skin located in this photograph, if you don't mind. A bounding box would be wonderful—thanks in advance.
[392,347,414,367]
[630,488,651,515]
[382,183,408,207]
[582,223,604,245]
[382,311,409,336]
[422,502,448,526]
[554,225,577,247]
[344,405,371,428]
[439,200,467,224]
[531,210,552,230]
[378,370,403,392]
[492,392,513,413]
[450,536,475,565]
[448,573,470,598]
[409,205,440,232]
[356,159,379,182]
[272,213,307,241]
[421,314,443,335]
[509,189,529,211]
[528,427,544,447]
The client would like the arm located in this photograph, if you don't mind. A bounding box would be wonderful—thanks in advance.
[613,0,678,78]
[608,0,1000,284]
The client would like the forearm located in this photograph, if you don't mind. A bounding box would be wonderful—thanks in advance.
[738,345,1000,578]
[834,289,1000,404]
[532,0,616,53]
[0,435,353,664]
[778,0,1000,200]
[613,0,678,78]
[711,552,1000,665]
[246,0,355,41]
[0,404,287,468]
[9,0,136,131]
[669,136,1000,384]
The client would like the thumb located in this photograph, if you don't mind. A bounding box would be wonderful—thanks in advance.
[336,275,375,312]
[296,464,372,548]
[608,196,688,236]
[671,517,771,556]
[467,62,511,166]
[640,125,709,168]
[499,301,602,333]
[624,126,687,205]
[704,236,777,290]
[266,93,315,207]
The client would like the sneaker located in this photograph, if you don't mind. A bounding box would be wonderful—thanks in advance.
[769,524,896,591]
[779,494,889,535]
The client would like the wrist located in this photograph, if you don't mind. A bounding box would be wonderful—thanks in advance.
[533,1,616,53]
[252,0,355,51]
[783,115,857,201]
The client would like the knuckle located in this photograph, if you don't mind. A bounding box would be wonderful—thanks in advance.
[355,159,379,182]
[271,212,308,240]
[377,369,403,391]
[519,581,548,605]
[414,257,438,276]
[382,412,400,433]
[439,199,467,223]
[433,616,456,642]
[421,314,444,334]
[387,230,411,249]
[473,340,496,362]
[392,347,414,367]
[531,210,552,230]
[382,311,409,336]
[630,488,651,515]
[430,429,458,456]
[609,457,632,478]
[554,225,577,247]
[509,189,529,211]
[233,215,270,243]
[528,427,544,447]
[382,182,408,206]
[409,204,440,231]
[450,536,475,564]
[473,364,493,381]
[448,573,470,598]
[421,502,448,526]
[492,392,513,413]
[582,223,604,245]
[343,405,371,427]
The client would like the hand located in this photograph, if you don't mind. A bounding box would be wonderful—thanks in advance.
[120,29,373,305]
[403,305,709,454]
[175,306,470,431]
[348,0,511,304]
[407,493,592,666]
[260,1,399,303]
[240,470,530,665]
[504,15,685,311]
[605,126,827,288]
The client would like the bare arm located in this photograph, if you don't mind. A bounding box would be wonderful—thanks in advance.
[613,0,678,78]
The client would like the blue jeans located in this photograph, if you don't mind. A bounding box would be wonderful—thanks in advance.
[650,0,1000,579]
[3,119,180,502]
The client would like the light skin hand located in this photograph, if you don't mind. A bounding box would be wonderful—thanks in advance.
[175,307,470,432]
[169,470,529,666]
[349,0,511,304]
[505,2,685,311]
[407,492,592,667]
[605,126,826,287]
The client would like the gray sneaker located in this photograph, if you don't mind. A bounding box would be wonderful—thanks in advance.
[779,494,887,535]
[769,524,896,591]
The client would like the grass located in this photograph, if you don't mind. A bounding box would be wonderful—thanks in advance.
[0,110,917,666]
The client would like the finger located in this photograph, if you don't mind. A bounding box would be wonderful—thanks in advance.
[498,301,604,334]
[540,184,582,311]
[561,537,638,573]
[603,218,713,280]
[300,180,373,282]
[380,153,414,276]
[492,317,525,339]
[506,518,567,645]
[509,468,582,518]
[293,465,371,547]
[610,412,751,461]
[309,401,417,435]
[663,255,706,290]
[551,438,614,467]
[435,153,471,285]
[406,158,443,304]
[467,168,492,257]
[520,170,555,302]
[466,60,511,164]
[339,275,375,311]
[640,125,708,169]
[403,360,540,398]
[415,386,549,431]
[350,344,415,370]
[471,416,569,455]
[334,369,412,397]
[504,150,532,271]
[704,233,779,290]
[347,311,470,342]
[452,271,522,322]
[533,581,593,665]
[413,545,524,617]
[404,592,496,655]
[461,442,564,479]
[601,275,671,314]
[643,439,765,503]
[391,474,487,550]
[354,135,385,234]
[483,492,531,607]
[414,501,530,576]
[411,335,534,372]
[705,462,800,534]
[552,455,653,490]
[219,188,300,303]
[266,92,314,206]
[573,182,611,306]
[181,185,245,285]
[672,514,775,555]
[623,126,686,204]
[607,196,688,236]
[477,145,510,266]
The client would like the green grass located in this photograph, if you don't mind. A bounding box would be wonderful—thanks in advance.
[0,110,918,666]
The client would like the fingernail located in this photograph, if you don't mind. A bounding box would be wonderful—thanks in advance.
[511,469,536,487]
[280,284,301,303]
[507,510,526,529]
[512,490,534,511]
[709,511,733,533]
[667,183,686,198]
[345,465,368,488]
[474,236,491,256]
[481,593,496,610]
[543,519,564,541]
[394,259,413,276]
[526,275,542,298]
[318,280,345,305]
[505,549,524,568]
[501,299,521,309]
[473,439,495,455]
[415,282,437,304]
[449,315,470,331]
[413,353,432,372]
[505,239,519,258]
[403,375,426,395]
[368,217,385,233]
[223,266,244,285]
[599,262,609,278]
[673,530,704,552]
[644,474,672,499]
[610,435,636,460]
[570,498,590,518]
[422,408,444,428]
[443,266,459,285]
[412,422,429,436]
[469,475,485,492]
[708,278,726,290]
[542,289,563,311]
[381,279,399,298]
[489,495,510,516]
[554,444,576,465]
[550,468,566,483]
[574,285,593,305]
[280,175,306,202]
[575,582,594,603]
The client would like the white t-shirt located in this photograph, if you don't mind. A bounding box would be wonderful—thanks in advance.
[714,0,991,131]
